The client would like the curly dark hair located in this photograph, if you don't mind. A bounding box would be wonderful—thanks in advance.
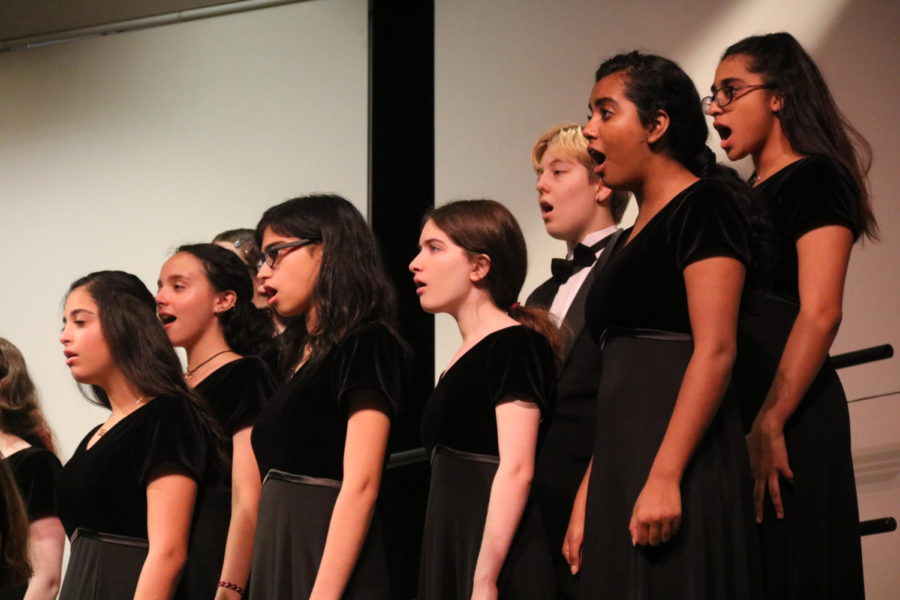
[594,50,774,295]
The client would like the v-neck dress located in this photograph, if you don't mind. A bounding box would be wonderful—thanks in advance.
[181,356,276,599]
[248,322,405,600]
[55,395,215,600]
[580,179,761,599]
[419,325,557,600]
[733,156,864,600]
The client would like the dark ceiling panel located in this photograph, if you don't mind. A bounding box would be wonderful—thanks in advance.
[0,0,243,41]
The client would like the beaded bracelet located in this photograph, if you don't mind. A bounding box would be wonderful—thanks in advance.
[217,580,245,596]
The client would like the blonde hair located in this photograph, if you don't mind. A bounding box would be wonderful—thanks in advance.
[530,121,631,224]
[531,121,595,175]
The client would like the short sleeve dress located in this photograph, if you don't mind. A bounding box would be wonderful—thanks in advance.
[0,446,63,600]
[580,179,760,599]
[418,325,557,600]
[55,395,214,600]
[733,157,864,599]
[180,356,276,599]
[249,323,405,599]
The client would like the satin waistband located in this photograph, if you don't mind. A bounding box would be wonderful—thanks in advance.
[262,468,341,489]
[600,327,693,349]
[71,528,148,549]
[430,444,499,466]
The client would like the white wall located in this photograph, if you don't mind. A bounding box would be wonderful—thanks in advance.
[0,0,368,457]
[435,0,899,596]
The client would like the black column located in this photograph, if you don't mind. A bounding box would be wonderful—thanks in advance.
[369,1,433,596]
[369,0,434,450]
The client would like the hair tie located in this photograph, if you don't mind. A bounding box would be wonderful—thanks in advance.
[508,301,521,312]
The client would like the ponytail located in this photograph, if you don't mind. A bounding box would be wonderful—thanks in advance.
[507,303,566,361]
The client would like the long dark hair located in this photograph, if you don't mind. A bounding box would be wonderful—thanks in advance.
[0,458,31,586]
[255,194,400,374]
[595,51,774,293]
[0,338,56,453]
[67,271,198,408]
[722,33,878,240]
[175,244,273,355]
[427,199,563,357]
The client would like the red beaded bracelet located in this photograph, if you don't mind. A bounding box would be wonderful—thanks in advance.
[217,580,244,596]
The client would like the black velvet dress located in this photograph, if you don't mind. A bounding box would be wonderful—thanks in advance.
[581,179,760,599]
[419,325,557,600]
[733,157,864,599]
[0,446,63,600]
[181,356,276,599]
[56,395,214,600]
[249,323,405,599]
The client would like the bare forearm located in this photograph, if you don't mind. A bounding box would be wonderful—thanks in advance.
[473,464,533,585]
[133,548,187,600]
[214,497,259,598]
[23,517,64,600]
[757,309,840,428]
[23,575,60,600]
[651,349,734,479]
[309,484,379,599]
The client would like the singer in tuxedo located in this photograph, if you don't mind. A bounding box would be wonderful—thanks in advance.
[525,122,629,600]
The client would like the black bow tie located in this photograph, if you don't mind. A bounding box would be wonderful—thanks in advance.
[550,237,611,284]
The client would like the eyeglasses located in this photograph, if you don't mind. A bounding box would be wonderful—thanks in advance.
[701,83,776,112]
[258,239,318,269]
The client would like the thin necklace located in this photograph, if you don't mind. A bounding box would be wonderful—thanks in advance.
[97,396,145,437]
[751,153,797,186]
[185,349,231,381]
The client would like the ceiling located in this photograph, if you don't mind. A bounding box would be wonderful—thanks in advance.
[0,0,245,42]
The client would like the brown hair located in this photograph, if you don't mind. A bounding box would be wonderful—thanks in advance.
[428,199,564,357]
[531,121,630,223]
[0,458,31,585]
[0,338,55,453]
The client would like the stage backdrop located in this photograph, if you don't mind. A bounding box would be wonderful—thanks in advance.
[0,0,368,455]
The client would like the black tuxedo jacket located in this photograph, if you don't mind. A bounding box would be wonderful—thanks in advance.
[527,229,621,456]
[526,229,622,597]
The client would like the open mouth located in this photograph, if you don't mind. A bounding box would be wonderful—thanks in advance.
[158,313,176,326]
[260,285,278,305]
[540,201,553,215]
[588,149,606,173]
[713,124,732,144]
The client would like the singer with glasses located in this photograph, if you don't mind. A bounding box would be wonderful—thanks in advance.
[248,195,407,599]
[708,32,877,600]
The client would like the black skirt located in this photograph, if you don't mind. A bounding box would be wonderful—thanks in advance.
[419,445,554,600]
[58,529,148,600]
[735,294,864,599]
[580,330,760,600]
[249,469,390,599]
